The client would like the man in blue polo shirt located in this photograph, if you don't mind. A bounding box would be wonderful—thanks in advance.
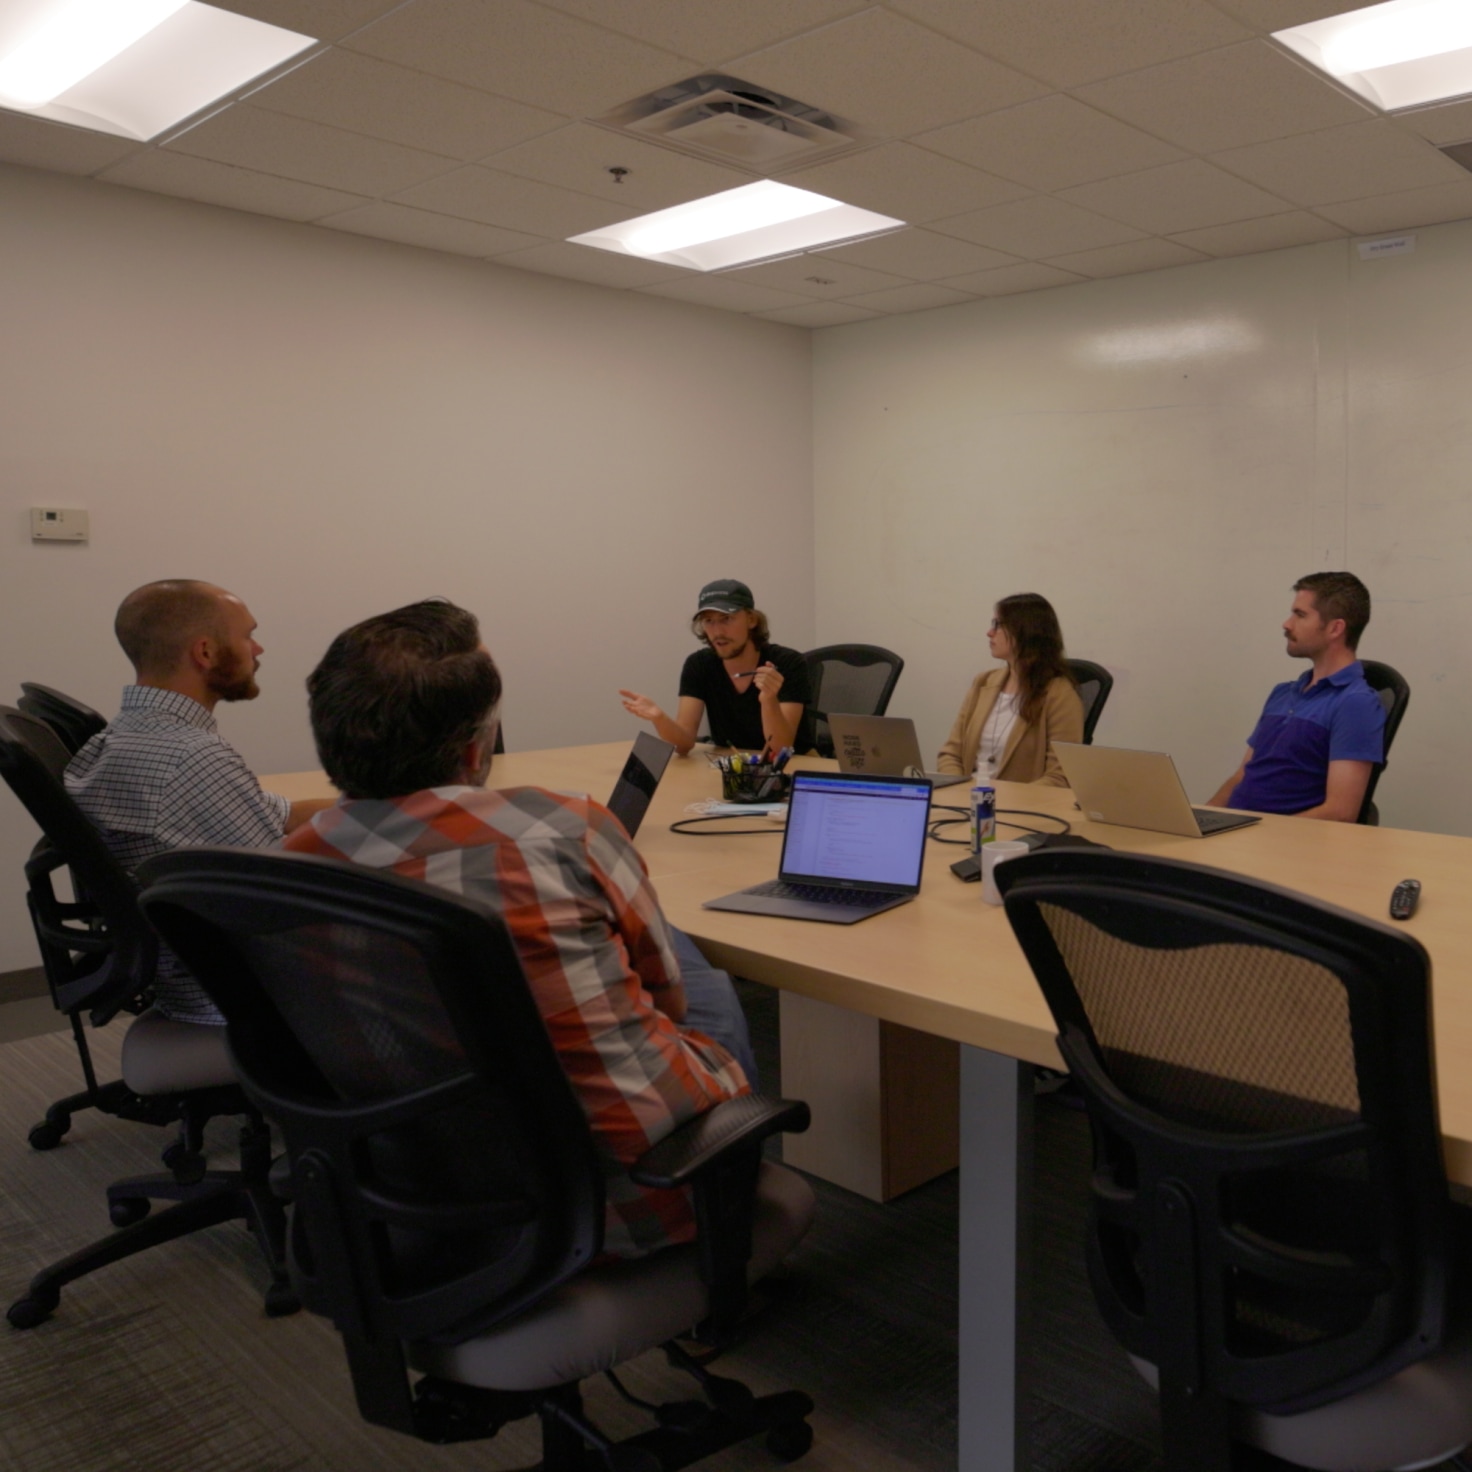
[1206,572,1385,822]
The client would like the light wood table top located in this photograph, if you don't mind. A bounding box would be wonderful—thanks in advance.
[265,743,1472,1187]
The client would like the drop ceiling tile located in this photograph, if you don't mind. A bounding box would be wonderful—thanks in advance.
[934,195,1145,257]
[1315,180,1472,234]
[1208,0,1382,30]
[247,49,564,160]
[210,1,402,43]
[1213,120,1469,207]
[756,300,884,327]
[165,105,454,196]
[1170,211,1346,255]
[492,240,692,287]
[941,261,1087,296]
[914,95,1184,193]
[733,10,1047,138]
[817,227,1020,279]
[782,143,1028,225]
[638,275,814,312]
[343,0,695,116]
[841,282,974,313]
[533,0,869,64]
[98,149,367,220]
[481,124,751,210]
[887,0,1249,89]
[723,255,911,296]
[316,201,546,256]
[0,114,142,174]
[1394,100,1472,147]
[1060,159,1292,235]
[1046,238,1209,278]
[392,165,634,236]
[1073,41,1372,156]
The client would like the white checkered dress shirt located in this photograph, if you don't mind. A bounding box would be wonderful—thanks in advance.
[65,685,291,1025]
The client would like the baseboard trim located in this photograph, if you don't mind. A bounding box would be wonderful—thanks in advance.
[0,967,49,1007]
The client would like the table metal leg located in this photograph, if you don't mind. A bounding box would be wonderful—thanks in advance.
[959,1045,1034,1472]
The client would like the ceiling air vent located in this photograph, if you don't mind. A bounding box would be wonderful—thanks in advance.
[602,74,864,170]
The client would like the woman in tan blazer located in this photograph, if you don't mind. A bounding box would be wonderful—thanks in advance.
[937,592,1083,787]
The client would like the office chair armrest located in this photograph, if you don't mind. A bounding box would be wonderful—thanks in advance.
[629,1095,810,1190]
[633,1096,811,1347]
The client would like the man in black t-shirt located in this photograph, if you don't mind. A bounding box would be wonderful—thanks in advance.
[620,579,810,754]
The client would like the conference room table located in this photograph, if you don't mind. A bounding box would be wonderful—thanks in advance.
[264,744,1472,1472]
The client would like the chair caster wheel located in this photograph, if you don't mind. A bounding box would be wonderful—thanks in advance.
[109,1197,151,1228]
[264,1282,300,1318]
[162,1141,206,1185]
[766,1420,813,1461]
[8,1288,60,1330]
[28,1117,68,1150]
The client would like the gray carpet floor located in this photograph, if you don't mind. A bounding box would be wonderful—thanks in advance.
[0,984,1461,1472]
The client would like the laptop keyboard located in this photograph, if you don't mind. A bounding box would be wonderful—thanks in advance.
[749,880,893,906]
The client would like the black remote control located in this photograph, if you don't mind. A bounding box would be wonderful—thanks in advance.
[1389,879,1421,921]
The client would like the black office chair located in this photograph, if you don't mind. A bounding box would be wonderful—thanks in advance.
[998,849,1472,1472]
[17,682,107,757]
[0,708,294,1328]
[1064,658,1114,745]
[802,645,904,758]
[1358,660,1410,826]
[137,847,817,1471]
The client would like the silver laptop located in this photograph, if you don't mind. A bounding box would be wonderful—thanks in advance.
[704,770,932,923]
[606,732,675,839]
[829,714,969,789]
[1054,743,1261,838]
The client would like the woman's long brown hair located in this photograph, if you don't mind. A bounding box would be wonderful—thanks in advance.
[995,592,1074,728]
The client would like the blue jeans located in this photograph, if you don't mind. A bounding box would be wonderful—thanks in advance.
[670,926,759,1088]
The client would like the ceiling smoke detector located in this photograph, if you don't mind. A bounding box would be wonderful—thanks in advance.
[603,74,864,169]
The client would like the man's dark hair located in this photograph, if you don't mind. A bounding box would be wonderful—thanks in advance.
[115,580,226,677]
[307,599,502,800]
[1294,572,1371,650]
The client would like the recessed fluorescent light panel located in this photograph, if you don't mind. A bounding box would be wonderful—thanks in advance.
[0,0,314,140]
[568,180,905,271]
[1275,0,1472,112]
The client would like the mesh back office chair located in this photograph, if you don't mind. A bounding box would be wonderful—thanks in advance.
[17,683,106,757]
[1064,659,1114,745]
[998,849,1472,1472]
[0,709,293,1328]
[138,847,817,1471]
[1358,661,1410,827]
[802,645,904,758]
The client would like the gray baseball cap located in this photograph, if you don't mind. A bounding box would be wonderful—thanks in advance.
[696,579,755,615]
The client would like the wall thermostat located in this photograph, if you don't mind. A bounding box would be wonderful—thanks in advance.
[31,507,89,542]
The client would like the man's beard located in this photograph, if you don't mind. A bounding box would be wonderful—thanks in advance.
[207,649,259,702]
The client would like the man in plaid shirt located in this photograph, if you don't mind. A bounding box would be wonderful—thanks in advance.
[285,600,750,1259]
[66,580,331,1026]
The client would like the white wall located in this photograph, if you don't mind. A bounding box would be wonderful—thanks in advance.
[0,164,813,970]
[813,224,1472,838]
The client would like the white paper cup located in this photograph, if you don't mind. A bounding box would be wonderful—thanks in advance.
[981,840,1030,906]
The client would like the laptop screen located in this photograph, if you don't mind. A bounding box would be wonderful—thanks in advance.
[606,731,675,839]
[779,772,932,891]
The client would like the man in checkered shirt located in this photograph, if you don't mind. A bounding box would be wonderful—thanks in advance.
[66,580,331,1026]
[284,599,750,1258]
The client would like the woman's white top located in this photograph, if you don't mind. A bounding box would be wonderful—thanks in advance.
[974,691,1020,784]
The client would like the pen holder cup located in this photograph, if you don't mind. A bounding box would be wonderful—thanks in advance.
[720,769,792,804]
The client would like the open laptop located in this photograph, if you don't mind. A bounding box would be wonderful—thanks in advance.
[605,732,675,839]
[704,769,932,923]
[1054,743,1261,838]
[829,714,969,789]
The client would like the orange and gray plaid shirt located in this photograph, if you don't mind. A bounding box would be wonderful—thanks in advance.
[283,783,749,1259]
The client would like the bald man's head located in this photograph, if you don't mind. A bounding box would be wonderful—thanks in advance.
[114,581,261,701]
